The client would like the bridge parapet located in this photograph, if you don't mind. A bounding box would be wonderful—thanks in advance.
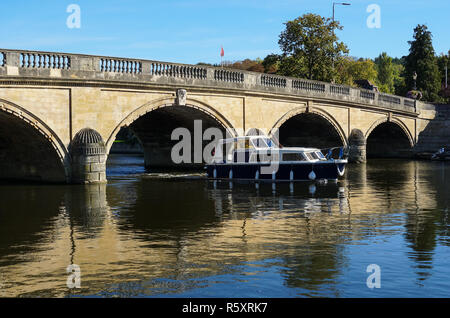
[0,48,423,114]
[0,51,5,67]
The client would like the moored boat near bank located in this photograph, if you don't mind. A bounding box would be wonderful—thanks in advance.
[431,148,450,161]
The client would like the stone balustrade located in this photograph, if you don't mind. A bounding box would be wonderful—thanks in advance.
[149,62,207,79]
[292,79,326,93]
[261,74,287,88]
[100,58,142,74]
[330,85,350,96]
[0,52,5,67]
[214,69,244,83]
[360,90,376,100]
[20,52,71,69]
[0,48,420,113]
[404,99,415,107]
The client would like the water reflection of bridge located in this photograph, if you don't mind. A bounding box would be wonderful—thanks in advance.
[0,161,448,296]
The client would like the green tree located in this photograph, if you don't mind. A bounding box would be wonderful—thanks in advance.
[278,13,349,81]
[404,24,441,102]
[221,59,265,73]
[392,57,407,96]
[375,52,395,94]
[334,57,355,86]
[335,57,378,87]
[437,50,450,102]
[262,54,281,74]
[437,51,449,82]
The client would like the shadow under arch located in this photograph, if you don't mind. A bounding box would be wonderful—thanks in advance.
[269,106,348,149]
[106,97,238,154]
[105,97,238,173]
[366,117,414,158]
[0,99,69,183]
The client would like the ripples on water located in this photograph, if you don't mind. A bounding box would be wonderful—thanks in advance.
[0,154,449,297]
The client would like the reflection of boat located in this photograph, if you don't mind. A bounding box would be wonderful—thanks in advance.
[205,136,347,181]
[431,148,450,161]
[207,178,350,216]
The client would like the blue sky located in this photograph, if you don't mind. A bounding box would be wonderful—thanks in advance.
[0,0,449,64]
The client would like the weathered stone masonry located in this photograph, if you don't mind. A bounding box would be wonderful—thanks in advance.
[0,49,447,183]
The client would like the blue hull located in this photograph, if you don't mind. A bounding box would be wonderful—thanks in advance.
[206,162,346,181]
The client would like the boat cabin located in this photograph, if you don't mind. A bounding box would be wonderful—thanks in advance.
[211,136,327,164]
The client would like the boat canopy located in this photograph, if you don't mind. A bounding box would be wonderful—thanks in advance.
[216,136,275,150]
[211,136,333,164]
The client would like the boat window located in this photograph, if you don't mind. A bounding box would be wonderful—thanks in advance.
[282,153,306,161]
[315,151,326,160]
[305,152,315,160]
[264,138,274,148]
[310,152,320,160]
[252,138,268,148]
[257,152,279,162]
[261,138,273,147]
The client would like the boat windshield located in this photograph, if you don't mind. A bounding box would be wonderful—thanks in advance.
[251,137,274,148]
[235,139,251,149]
[315,151,326,159]
[306,151,326,161]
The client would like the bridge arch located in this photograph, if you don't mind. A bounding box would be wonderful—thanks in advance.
[106,97,237,171]
[365,117,414,158]
[106,97,237,154]
[0,99,69,182]
[269,106,348,149]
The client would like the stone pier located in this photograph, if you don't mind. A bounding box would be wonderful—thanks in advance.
[70,128,107,184]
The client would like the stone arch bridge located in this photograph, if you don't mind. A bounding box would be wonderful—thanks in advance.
[0,49,439,183]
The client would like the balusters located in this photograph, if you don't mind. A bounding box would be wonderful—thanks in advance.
[99,58,142,74]
[4,49,420,115]
[261,75,286,88]
[330,85,350,95]
[18,52,70,69]
[379,94,400,105]
[292,79,325,92]
[0,52,5,66]
[404,99,415,107]
[149,62,207,79]
[214,69,244,83]
[360,90,375,100]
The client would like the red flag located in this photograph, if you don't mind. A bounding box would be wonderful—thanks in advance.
[220,46,224,57]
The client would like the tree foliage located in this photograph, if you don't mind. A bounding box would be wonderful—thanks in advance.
[196,19,448,103]
[374,52,395,94]
[437,50,450,102]
[262,54,281,74]
[278,13,349,81]
[391,57,407,96]
[404,24,441,102]
[334,57,377,88]
[221,58,265,72]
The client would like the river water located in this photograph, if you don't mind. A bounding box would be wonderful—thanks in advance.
[0,155,449,298]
